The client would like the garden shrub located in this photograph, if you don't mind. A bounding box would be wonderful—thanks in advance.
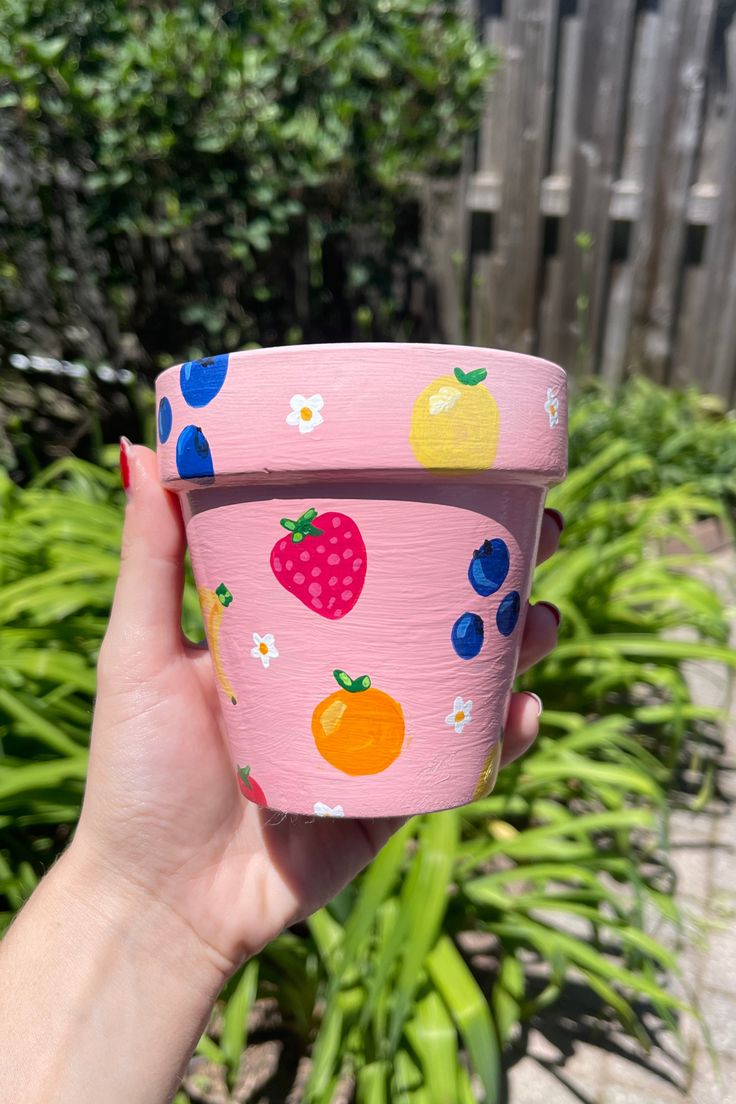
[0,0,491,372]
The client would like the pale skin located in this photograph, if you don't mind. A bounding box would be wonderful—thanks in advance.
[0,444,563,1103]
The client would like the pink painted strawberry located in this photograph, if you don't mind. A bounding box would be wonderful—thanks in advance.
[237,765,268,806]
[270,506,367,619]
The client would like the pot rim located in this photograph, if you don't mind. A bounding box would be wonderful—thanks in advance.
[156,342,568,491]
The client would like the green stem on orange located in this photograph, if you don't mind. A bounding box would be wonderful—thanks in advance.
[333,669,371,693]
[454,366,488,387]
[280,506,324,543]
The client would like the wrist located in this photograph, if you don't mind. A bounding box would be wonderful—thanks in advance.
[55,835,233,995]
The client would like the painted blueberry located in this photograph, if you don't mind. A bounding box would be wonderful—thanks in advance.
[468,538,510,597]
[176,425,214,480]
[180,353,229,408]
[451,612,484,659]
[496,591,521,636]
[158,396,173,443]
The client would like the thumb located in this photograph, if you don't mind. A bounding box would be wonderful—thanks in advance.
[105,438,187,666]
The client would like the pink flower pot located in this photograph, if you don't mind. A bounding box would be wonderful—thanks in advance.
[156,343,567,818]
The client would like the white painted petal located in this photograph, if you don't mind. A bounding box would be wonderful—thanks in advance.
[308,394,324,411]
[310,410,324,428]
[453,695,464,712]
[269,644,279,659]
[286,410,301,426]
[314,802,345,817]
[463,699,473,715]
[445,712,457,727]
[290,394,307,410]
[253,633,263,645]
[261,653,270,669]
[250,646,262,660]
[262,634,275,646]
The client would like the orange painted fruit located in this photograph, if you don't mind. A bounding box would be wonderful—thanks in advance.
[312,670,405,776]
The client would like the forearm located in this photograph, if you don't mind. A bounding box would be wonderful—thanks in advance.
[0,840,229,1104]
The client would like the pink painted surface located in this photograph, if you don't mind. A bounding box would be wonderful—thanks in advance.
[156,343,567,817]
[156,343,567,488]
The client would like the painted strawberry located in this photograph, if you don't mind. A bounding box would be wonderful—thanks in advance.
[270,506,367,619]
[237,765,268,806]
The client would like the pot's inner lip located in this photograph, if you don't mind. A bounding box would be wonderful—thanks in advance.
[155,341,567,387]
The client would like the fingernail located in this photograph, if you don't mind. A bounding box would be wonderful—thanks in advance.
[544,508,565,533]
[525,692,543,716]
[119,436,132,495]
[537,600,562,627]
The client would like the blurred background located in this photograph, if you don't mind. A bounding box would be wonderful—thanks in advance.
[2,2,736,1102]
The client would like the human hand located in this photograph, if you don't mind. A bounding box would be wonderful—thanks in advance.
[73,442,563,982]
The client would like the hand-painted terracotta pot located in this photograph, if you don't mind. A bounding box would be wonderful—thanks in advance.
[156,343,567,818]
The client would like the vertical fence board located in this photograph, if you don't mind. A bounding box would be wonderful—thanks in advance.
[700,24,736,398]
[492,0,557,353]
[646,0,717,382]
[601,8,661,386]
[555,0,637,376]
[538,11,583,362]
[423,0,736,398]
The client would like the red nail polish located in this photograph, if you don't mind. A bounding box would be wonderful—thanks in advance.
[119,437,132,494]
[537,600,562,627]
[544,508,565,533]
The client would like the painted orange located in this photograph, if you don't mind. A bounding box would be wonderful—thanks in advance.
[312,686,405,776]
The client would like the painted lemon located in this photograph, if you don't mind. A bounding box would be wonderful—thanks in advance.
[409,366,499,470]
[472,740,502,800]
[312,670,405,776]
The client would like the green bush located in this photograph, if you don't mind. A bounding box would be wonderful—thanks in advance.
[2,380,736,1100]
[0,0,491,369]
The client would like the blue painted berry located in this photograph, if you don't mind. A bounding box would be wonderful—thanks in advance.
[176,425,214,480]
[180,353,229,408]
[451,612,484,659]
[496,591,521,636]
[158,396,173,443]
[468,538,509,597]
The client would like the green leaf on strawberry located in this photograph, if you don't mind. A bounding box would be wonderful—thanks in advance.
[279,506,325,543]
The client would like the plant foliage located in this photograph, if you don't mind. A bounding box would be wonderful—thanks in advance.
[0,0,492,369]
[1,382,736,1100]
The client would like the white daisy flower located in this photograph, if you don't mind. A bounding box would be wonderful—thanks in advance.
[286,393,324,434]
[429,385,461,415]
[251,632,279,669]
[445,696,473,734]
[314,802,345,818]
[545,387,560,428]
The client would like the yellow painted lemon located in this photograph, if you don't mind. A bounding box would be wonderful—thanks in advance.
[409,366,499,470]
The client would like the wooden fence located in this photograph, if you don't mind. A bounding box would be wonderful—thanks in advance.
[421,0,736,399]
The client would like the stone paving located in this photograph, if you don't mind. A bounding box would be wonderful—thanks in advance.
[506,544,736,1104]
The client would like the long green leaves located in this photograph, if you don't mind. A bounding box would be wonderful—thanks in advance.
[3,378,736,1100]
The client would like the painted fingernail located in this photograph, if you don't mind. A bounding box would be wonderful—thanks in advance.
[544,508,565,533]
[536,600,562,627]
[525,692,543,716]
[119,436,132,495]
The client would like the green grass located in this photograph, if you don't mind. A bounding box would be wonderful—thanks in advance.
[2,379,736,1100]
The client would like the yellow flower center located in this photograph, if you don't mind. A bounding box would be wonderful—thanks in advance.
[300,406,313,421]
[455,711,465,723]
[259,642,269,655]
[549,403,557,416]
